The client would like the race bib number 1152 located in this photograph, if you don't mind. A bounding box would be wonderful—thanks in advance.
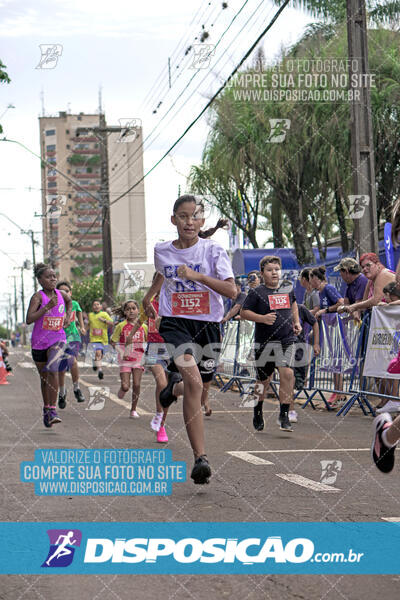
[172,291,210,315]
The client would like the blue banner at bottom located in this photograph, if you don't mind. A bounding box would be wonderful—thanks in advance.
[1,522,400,574]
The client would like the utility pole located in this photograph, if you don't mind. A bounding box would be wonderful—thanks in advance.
[14,266,26,322]
[76,117,136,304]
[27,230,38,291]
[347,0,379,256]
[11,275,18,327]
[99,113,113,305]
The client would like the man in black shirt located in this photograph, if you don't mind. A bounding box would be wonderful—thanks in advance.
[241,256,301,432]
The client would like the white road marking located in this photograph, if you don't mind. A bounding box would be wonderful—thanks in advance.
[240,448,370,454]
[17,362,35,369]
[227,451,274,465]
[276,473,341,492]
[381,517,400,522]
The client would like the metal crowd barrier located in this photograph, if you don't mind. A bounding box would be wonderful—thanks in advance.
[215,310,400,417]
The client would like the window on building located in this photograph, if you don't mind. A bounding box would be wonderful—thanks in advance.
[46,144,56,151]
[48,182,57,188]
[45,130,56,136]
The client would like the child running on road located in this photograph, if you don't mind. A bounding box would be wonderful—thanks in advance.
[144,195,235,484]
[241,256,302,432]
[88,299,113,380]
[56,281,85,408]
[26,263,72,427]
[140,273,170,443]
[110,300,147,419]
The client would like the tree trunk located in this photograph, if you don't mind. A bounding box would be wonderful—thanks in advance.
[335,191,349,253]
[283,196,315,264]
[271,196,284,247]
[246,226,259,248]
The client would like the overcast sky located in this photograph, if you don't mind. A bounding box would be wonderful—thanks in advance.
[0,0,312,324]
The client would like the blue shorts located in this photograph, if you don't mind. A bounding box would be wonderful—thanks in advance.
[91,342,105,354]
[58,341,81,372]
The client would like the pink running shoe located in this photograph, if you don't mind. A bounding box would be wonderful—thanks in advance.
[327,393,338,407]
[156,426,168,443]
[129,410,139,419]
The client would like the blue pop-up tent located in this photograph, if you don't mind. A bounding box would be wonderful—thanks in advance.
[232,247,345,276]
[232,241,400,302]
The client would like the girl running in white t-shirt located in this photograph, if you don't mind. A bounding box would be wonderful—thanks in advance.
[143,195,235,484]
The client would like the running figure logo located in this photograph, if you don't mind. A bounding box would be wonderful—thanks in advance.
[191,44,215,69]
[41,529,82,567]
[36,45,63,69]
[347,195,370,219]
[267,119,291,143]
[86,386,109,410]
[117,118,141,143]
[122,265,145,294]
[320,460,342,485]
[239,383,264,408]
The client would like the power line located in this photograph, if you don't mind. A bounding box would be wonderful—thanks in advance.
[138,0,215,113]
[109,0,254,189]
[108,0,273,193]
[110,0,291,208]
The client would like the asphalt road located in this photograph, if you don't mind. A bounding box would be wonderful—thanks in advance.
[1,348,400,599]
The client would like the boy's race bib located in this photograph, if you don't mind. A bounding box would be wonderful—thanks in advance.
[171,291,210,316]
[268,294,290,310]
[92,328,103,336]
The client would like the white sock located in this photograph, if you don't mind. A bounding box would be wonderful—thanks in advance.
[59,386,66,395]
[156,411,163,417]
[382,429,396,448]
[73,382,80,391]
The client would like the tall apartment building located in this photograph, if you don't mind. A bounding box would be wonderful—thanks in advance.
[39,111,146,282]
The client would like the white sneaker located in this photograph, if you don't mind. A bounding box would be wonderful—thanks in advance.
[150,414,162,432]
[376,401,400,414]
[289,410,298,423]
[130,410,140,419]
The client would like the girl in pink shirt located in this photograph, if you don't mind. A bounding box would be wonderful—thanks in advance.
[110,300,147,419]
[26,263,72,428]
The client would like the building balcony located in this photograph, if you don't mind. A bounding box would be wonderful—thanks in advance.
[74,245,102,252]
[75,209,100,215]
[72,173,99,178]
[71,148,99,154]
[71,136,98,142]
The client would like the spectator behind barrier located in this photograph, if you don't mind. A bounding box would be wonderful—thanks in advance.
[247,270,261,289]
[380,282,400,306]
[334,257,368,321]
[309,266,344,319]
[299,268,320,311]
[309,265,345,407]
[340,253,395,316]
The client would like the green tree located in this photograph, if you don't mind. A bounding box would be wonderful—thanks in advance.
[190,23,400,263]
[273,1,400,25]
[0,60,11,135]
[71,275,104,313]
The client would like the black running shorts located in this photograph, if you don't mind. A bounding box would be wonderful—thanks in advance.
[159,316,221,383]
[254,341,296,381]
